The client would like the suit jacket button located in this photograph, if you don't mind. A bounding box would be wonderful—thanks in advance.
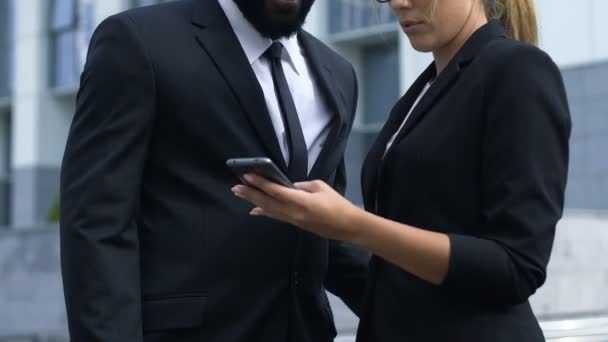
[293,271,300,287]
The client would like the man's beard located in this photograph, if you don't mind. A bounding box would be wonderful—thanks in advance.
[233,0,316,40]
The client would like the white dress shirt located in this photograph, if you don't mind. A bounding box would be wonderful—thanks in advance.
[219,0,333,174]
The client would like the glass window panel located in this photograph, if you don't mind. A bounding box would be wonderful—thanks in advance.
[8,0,14,94]
[329,0,397,34]
[0,0,10,45]
[350,2,360,30]
[7,0,13,43]
[52,30,79,87]
[0,112,11,226]
[51,0,76,31]
[360,1,368,29]
[382,3,395,23]
[81,1,95,39]
[329,0,341,33]
[0,0,11,98]
[338,2,346,31]
[50,0,99,88]
[0,48,9,97]
[76,0,95,69]
[362,41,400,125]
[0,0,8,46]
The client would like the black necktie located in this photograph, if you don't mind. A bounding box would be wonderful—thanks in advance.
[265,42,308,181]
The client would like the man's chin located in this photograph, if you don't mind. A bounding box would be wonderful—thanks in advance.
[267,0,299,13]
[266,0,301,23]
[233,0,314,39]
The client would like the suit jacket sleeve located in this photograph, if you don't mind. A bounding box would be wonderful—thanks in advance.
[325,65,370,316]
[441,45,571,306]
[60,13,155,341]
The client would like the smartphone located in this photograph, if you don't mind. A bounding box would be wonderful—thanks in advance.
[226,157,296,189]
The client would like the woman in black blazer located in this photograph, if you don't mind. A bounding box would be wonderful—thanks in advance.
[233,0,571,340]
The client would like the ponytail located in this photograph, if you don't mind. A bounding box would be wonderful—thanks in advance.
[484,0,538,45]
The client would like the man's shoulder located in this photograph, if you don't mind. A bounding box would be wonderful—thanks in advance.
[115,0,192,28]
[95,0,193,47]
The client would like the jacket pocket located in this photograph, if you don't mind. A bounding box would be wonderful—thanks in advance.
[142,294,208,332]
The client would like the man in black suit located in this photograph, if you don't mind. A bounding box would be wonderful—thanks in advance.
[59,0,368,341]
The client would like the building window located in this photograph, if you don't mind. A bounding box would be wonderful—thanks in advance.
[362,41,400,127]
[0,0,14,99]
[339,38,400,205]
[329,0,396,34]
[50,0,95,89]
[327,3,400,205]
[0,110,11,226]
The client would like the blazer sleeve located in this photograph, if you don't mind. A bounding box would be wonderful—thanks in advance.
[441,45,571,306]
[325,239,370,316]
[60,13,155,341]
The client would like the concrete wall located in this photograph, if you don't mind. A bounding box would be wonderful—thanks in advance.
[532,210,608,317]
[7,0,130,228]
[537,0,608,67]
[0,225,66,339]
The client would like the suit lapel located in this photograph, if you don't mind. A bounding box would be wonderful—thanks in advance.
[298,31,349,128]
[298,31,349,180]
[191,0,288,171]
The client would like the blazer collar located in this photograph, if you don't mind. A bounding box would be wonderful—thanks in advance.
[381,20,508,160]
[298,31,349,127]
[191,0,287,170]
[191,0,349,125]
[363,20,508,210]
[455,20,508,66]
[191,0,349,178]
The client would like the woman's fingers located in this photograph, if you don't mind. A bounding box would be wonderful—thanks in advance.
[250,207,262,216]
[294,180,325,193]
[236,188,297,224]
[233,175,326,227]
[233,184,296,221]
[232,184,274,209]
[243,174,292,201]
[250,207,268,217]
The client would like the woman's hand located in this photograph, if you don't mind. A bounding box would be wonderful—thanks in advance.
[233,174,451,285]
[232,174,363,242]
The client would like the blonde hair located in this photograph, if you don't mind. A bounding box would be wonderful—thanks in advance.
[421,0,538,45]
[484,0,538,45]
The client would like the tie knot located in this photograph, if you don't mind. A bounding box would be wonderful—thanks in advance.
[265,42,284,61]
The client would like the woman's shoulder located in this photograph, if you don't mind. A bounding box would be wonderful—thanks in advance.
[476,37,561,83]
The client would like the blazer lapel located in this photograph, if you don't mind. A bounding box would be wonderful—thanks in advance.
[191,0,288,171]
[373,64,436,155]
[363,20,508,210]
[382,61,460,160]
[383,20,508,161]
[361,65,434,211]
[298,31,349,180]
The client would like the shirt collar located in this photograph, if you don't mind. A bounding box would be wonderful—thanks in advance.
[218,0,301,75]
